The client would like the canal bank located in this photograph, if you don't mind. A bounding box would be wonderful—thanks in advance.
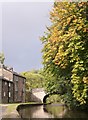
[0,102,44,118]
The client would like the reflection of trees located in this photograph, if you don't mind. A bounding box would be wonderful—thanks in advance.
[43,104,67,118]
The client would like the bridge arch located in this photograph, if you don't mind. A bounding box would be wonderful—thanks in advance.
[43,94,49,103]
[43,92,61,103]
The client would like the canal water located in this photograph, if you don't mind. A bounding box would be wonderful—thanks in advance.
[17,104,88,119]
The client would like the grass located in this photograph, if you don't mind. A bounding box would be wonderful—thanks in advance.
[20,102,43,105]
[1,102,42,112]
[6,103,20,113]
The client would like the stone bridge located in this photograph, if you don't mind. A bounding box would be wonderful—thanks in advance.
[29,88,46,103]
[27,88,62,103]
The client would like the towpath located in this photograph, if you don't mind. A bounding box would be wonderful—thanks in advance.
[0,104,20,119]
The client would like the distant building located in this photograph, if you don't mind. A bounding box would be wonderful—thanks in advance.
[0,64,26,103]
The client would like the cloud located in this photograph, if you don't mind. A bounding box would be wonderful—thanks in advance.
[2,2,53,72]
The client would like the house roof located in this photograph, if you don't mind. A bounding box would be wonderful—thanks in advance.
[0,65,26,80]
[13,71,26,79]
[0,76,13,82]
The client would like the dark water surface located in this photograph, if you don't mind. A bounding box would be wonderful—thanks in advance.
[17,104,88,118]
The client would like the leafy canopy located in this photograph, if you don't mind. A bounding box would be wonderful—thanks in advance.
[41,1,88,108]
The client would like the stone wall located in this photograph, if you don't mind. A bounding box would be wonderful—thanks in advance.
[1,80,14,103]
[2,80,9,103]
[8,82,14,103]
[0,67,26,103]
[13,74,25,103]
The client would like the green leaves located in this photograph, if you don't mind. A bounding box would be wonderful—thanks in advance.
[0,52,5,64]
[41,1,88,109]
[21,70,44,90]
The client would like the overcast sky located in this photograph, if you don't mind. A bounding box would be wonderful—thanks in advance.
[1,2,53,72]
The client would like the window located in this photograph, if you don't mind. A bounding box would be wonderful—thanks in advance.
[15,76,18,81]
[9,92,11,97]
[9,83,11,87]
[4,92,6,97]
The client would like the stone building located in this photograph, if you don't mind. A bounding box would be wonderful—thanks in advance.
[0,64,26,103]
[13,72,25,103]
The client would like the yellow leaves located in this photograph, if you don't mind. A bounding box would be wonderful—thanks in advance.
[53,47,57,51]
[49,26,59,43]
[83,77,88,84]
[73,19,78,23]
[67,17,73,25]
[53,46,68,69]
[77,97,86,105]
[78,2,87,7]
[59,44,64,51]
[83,28,87,32]
[53,27,58,33]
[78,26,83,31]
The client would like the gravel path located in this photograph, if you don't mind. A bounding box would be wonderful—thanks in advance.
[0,104,20,119]
[0,105,7,119]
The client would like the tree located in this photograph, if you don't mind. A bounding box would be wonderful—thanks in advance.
[21,69,44,91]
[41,2,88,109]
[0,52,5,64]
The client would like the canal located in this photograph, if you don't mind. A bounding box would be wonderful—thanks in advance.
[17,103,88,118]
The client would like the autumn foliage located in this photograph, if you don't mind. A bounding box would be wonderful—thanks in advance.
[41,1,88,109]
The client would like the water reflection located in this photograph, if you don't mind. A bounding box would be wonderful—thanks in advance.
[17,104,88,118]
[43,104,66,118]
[43,104,88,118]
[18,105,53,118]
